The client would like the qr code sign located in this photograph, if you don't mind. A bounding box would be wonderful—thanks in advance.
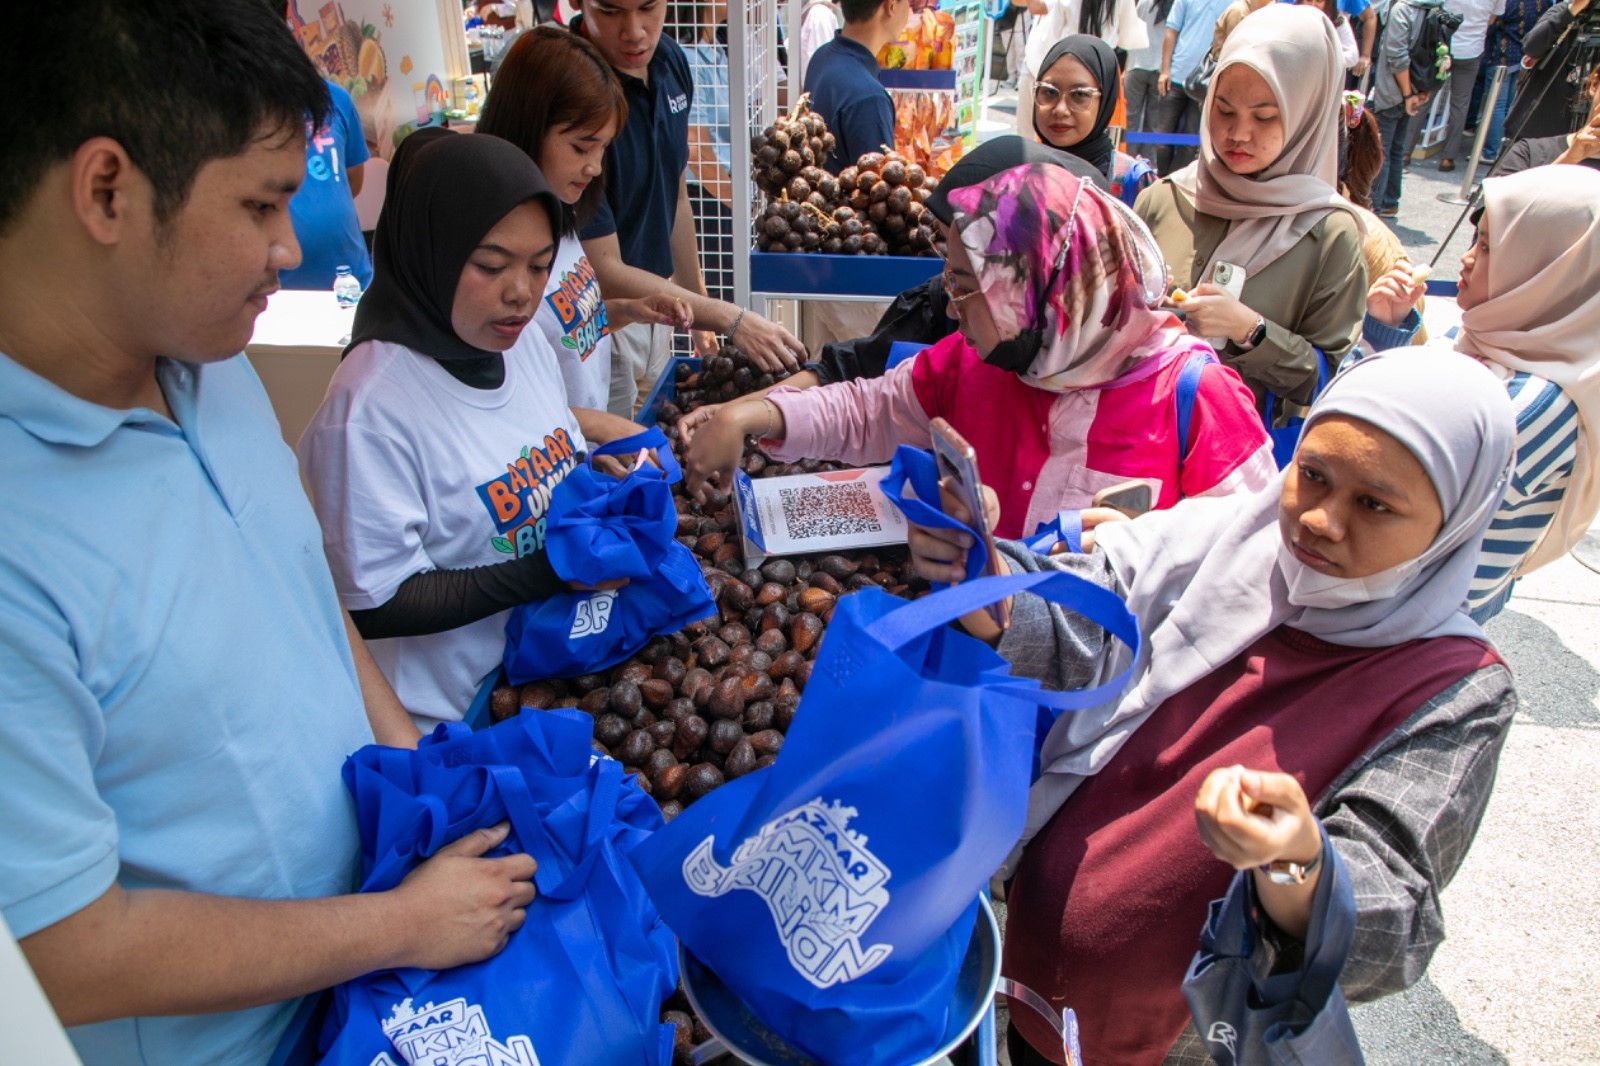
[778,482,883,540]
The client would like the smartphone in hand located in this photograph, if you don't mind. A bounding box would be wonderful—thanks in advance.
[1092,478,1161,518]
[929,418,1010,629]
[1211,261,1247,300]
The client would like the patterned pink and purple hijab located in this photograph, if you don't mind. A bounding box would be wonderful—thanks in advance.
[947,162,1182,392]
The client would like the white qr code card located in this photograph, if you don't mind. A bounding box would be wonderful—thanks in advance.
[732,466,909,567]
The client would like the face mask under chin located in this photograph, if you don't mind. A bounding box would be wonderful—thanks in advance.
[1275,540,1424,610]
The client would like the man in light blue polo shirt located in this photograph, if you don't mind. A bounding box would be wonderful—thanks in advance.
[1339,0,1378,78]
[1156,0,1234,171]
[0,4,539,1064]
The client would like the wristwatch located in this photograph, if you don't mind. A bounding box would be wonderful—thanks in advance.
[1235,316,1267,352]
[1260,849,1323,885]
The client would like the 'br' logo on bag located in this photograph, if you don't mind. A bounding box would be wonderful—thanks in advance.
[569,590,617,639]
[682,798,893,989]
[374,996,542,1065]
[1206,1020,1238,1057]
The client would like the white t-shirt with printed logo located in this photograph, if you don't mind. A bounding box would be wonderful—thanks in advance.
[536,233,614,411]
[298,332,586,729]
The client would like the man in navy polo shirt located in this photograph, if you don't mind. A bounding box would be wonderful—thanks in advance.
[574,0,805,414]
[804,0,909,172]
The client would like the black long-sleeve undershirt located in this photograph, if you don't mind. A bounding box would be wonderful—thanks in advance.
[348,549,566,640]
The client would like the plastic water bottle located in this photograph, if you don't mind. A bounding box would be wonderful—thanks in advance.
[333,265,362,308]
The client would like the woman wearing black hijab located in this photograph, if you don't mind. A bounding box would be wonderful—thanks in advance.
[298,130,615,731]
[1032,34,1123,179]
[1030,34,1161,207]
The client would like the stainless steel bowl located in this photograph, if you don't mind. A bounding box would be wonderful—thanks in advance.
[682,895,1001,1066]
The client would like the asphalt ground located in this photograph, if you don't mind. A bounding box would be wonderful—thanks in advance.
[975,89,1600,1064]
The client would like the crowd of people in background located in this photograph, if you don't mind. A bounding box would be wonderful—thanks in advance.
[992,0,1600,218]
[4,0,1600,1064]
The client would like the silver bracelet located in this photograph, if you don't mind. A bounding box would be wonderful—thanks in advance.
[758,398,777,439]
[728,308,747,341]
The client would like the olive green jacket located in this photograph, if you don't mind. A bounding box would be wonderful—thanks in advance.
[1135,177,1367,419]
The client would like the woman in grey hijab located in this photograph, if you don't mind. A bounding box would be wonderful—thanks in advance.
[908,350,1519,1064]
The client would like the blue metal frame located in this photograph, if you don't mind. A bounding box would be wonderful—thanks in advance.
[879,69,959,90]
[750,252,943,299]
[1120,131,1202,147]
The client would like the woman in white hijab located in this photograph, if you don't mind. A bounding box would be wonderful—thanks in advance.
[1364,165,1600,621]
[908,351,1516,1064]
[1136,4,1365,418]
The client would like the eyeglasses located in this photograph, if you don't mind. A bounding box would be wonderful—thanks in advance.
[1033,83,1102,112]
[941,269,983,307]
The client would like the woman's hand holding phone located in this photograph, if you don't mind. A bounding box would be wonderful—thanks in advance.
[1177,282,1259,344]
[905,478,1006,643]
[906,477,1000,585]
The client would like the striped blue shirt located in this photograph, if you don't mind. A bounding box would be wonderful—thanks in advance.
[1358,314,1579,621]
[1468,369,1577,621]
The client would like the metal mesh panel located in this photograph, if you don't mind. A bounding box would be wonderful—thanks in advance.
[657,0,785,353]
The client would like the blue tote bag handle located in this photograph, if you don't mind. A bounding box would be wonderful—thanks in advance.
[488,759,624,902]
[1023,511,1083,556]
[1203,827,1354,1011]
[354,746,457,893]
[589,426,681,483]
[864,569,1142,714]
[880,445,989,582]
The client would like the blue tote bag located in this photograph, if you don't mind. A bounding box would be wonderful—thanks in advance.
[318,711,679,1066]
[1182,827,1364,1066]
[503,428,715,683]
[629,568,1141,1066]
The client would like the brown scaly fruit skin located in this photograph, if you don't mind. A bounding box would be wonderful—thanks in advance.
[503,348,931,837]
[751,111,938,256]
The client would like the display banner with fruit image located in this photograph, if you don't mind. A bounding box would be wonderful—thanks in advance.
[288,0,461,160]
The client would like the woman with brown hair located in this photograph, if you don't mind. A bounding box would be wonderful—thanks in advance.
[479,27,692,415]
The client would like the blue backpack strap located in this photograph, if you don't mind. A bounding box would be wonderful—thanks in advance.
[1118,157,1155,208]
[1262,347,1330,430]
[1174,351,1216,501]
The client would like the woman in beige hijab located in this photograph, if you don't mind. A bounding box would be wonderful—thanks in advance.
[1363,164,1600,620]
[1135,4,1364,419]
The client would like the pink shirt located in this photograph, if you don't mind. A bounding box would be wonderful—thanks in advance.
[767,332,1276,540]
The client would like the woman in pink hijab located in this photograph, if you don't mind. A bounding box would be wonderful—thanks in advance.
[1363,164,1600,620]
[683,163,1276,538]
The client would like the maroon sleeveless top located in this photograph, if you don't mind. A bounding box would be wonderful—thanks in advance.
[1004,627,1501,1065]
